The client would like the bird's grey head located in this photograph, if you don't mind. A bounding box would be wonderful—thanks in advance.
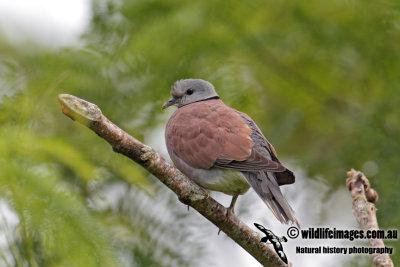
[162,79,219,109]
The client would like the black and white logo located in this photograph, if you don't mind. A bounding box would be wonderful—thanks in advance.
[254,223,288,264]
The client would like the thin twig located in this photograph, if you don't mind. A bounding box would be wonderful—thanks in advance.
[346,169,394,267]
[58,94,287,267]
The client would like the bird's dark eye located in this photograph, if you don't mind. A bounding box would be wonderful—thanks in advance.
[186,88,194,95]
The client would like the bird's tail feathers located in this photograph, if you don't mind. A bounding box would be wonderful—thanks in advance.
[243,171,301,228]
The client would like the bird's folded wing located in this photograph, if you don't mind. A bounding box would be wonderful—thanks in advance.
[214,111,286,172]
[214,150,285,172]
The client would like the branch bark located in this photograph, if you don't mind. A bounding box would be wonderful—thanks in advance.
[58,94,287,267]
[346,169,394,267]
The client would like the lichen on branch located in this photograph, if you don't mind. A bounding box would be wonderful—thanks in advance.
[346,169,394,267]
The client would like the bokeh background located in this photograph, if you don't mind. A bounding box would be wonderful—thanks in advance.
[0,0,399,266]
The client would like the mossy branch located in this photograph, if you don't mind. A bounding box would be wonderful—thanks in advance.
[346,169,394,267]
[58,94,287,267]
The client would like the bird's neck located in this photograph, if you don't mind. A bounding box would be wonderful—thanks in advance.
[200,96,220,102]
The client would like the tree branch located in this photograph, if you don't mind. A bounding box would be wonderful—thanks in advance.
[58,94,287,267]
[346,169,394,267]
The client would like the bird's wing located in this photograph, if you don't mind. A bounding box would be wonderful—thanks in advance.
[213,111,286,172]
[165,99,287,173]
[226,111,296,185]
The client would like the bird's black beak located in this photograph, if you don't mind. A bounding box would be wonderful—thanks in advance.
[162,97,178,110]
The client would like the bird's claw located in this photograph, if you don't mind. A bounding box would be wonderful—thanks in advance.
[226,206,235,218]
[217,207,235,235]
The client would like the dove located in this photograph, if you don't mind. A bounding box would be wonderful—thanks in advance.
[163,79,300,227]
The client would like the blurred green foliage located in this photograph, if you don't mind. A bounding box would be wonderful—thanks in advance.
[0,0,399,266]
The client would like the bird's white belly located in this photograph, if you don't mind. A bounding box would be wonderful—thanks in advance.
[189,167,250,195]
[169,151,250,195]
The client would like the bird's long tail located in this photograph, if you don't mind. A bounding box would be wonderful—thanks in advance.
[243,171,301,228]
